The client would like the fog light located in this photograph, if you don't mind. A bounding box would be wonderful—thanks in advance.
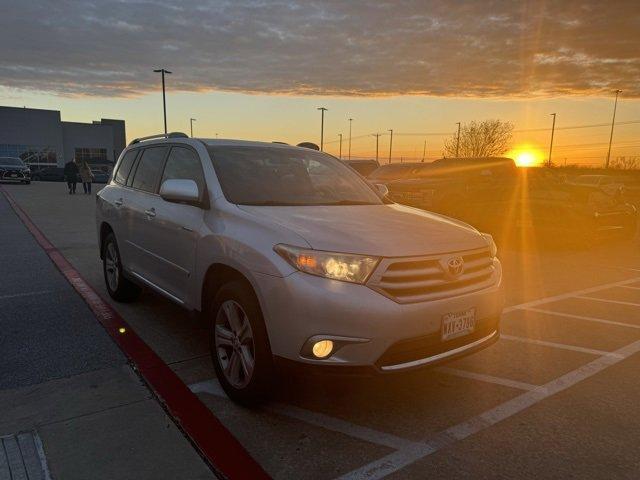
[312,340,334,358]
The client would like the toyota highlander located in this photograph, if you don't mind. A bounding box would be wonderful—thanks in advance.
[96,133,504,404]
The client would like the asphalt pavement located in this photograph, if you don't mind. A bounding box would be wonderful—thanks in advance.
[3,181,640,479]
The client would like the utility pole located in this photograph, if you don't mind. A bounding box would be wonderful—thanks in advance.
[548,113,556,168]
[190,118,196,138]
[317,107,327,151]
[388,129,393,164]
[372,133,381,163]
[606,89,622,169]
[338,133,343,159]
[348,118,353,160]
[422,140,427,162]
[455,122,461,157]
[153,68,172,135]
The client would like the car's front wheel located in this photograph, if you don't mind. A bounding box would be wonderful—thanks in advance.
[102,232,141,302]
[209,280,274,405]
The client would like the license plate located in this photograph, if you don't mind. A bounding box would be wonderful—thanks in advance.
[10,173,17,177]
[442,308,476,341]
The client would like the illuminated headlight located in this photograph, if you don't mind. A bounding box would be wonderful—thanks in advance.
[274,244,380,284]
[481,233,498,258]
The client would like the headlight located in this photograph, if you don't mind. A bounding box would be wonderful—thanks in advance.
[274,244,380,284]
[481,233,498,258]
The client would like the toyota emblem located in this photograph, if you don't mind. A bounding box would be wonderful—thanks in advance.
[447,256,464,277]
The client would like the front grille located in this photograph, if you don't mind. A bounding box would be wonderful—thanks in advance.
[1,169,26,179]
[367,248,495,303]
[376,316,500,368]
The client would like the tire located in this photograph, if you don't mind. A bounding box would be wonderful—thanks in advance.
[209,280,274,405]
[102,232,141,302]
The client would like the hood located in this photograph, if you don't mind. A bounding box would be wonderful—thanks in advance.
[238,203,486,257]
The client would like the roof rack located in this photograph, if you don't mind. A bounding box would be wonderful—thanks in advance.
[129,132,188,146]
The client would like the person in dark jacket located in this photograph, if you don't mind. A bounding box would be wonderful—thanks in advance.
[64,159,79,194]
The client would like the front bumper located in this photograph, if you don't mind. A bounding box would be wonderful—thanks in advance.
[0,170,30,182]
[253,258,503,373]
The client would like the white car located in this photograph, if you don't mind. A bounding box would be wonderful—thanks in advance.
[96,133,504,404]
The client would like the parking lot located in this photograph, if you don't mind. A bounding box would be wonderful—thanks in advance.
[3,181,640,479]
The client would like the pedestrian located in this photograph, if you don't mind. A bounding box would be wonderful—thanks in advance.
[79,160,94,194]
[64,158,79,194]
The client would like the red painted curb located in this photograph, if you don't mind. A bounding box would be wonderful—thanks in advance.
[1,186,271,480]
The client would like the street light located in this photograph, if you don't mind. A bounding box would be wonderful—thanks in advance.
[338,133,343,159]
[372,133,381,163]
[317,107,327,151]
[153,68,172,135]
[190,118,196,138]
[606,89,622,169]
[348,118,353,160]
[455,122,461,157]
[548,113,556,168]
[388,129,393,164]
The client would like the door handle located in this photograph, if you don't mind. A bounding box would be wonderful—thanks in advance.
[144,208,156,218]
[114,198,123,207]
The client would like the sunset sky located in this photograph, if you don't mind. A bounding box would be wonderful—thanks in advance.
[1,1,638,165]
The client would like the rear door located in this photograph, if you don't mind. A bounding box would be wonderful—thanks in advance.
[136,145,207,303]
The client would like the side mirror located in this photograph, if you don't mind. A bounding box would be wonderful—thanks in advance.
[160,179,200,205]
[375,183,389,197]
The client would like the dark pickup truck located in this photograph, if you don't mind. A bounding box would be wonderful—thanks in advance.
[371,157,638,241]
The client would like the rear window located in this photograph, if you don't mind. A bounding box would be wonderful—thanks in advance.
[131,147,168,193]
[114,150,139,185]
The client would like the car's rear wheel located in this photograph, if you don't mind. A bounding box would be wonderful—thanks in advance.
[102,232,141,302]
[209,280,274,405]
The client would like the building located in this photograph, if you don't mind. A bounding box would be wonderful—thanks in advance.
[0,106,126,170]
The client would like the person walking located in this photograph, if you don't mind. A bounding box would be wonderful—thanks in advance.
[64,158,79,194]
[79,160,94,194]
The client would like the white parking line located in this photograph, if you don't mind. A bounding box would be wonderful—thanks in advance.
[339,336,640,480]
[189,379,420,451]
[502,276,640,313]
[575,295,640,308]
[436,367,540,391]
[619,285,640,291]
[520,307,640,330]
[500,334,624,359]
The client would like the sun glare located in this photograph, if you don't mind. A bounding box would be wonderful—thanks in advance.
[508,146,544,168]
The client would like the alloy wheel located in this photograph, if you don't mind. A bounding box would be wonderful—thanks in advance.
[214,300,255,389]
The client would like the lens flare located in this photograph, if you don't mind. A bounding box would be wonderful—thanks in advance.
[508,146,544,167]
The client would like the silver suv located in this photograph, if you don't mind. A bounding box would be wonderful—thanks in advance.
[96,133,504,404]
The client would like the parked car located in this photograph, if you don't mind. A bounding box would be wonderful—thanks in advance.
[32,166,65,182]
[343,159,380,177]
[91,169,110,183]
[96,134,504,404]
[368,162,425,181]
[569,174,624,196]
[380,157,637,241]
[0,157,31,184]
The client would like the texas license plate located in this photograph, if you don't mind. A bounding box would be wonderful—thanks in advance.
[442,308,476,341]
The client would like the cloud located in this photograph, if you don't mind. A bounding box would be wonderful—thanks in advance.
[1,0,639,98]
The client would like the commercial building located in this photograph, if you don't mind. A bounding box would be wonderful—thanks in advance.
[0,106,126,169]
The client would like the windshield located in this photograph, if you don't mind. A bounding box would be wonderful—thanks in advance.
[207,146,383,206]
[0,157,25,166]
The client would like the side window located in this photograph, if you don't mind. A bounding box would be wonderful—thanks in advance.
[131,147,168,193]
[160,147,205,198]
[114,149,138,185]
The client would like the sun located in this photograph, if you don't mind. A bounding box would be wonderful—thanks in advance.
[508,146,544,167]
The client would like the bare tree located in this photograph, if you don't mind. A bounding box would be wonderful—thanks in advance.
[610,156,639,170]
[444,120,514,158]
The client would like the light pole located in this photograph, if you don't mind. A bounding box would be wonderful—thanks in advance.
[348,118,353,160]
[422,140,427,162]
[547,113,556,168]
[190,118,196,138]
[388,129,393,164]
[153,68,172,135]
[606,89,622,169]
[338,133,343,159]
[455,122,461,157]
[372,133,381,163]
[317,107,327,151]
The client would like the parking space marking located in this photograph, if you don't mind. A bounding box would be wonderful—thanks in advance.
[189,379,420,450]
[340,336,640,480]
[500,334,624,358]
[435,367,540,391]
[520,307,640,330]
[619,285,640,291]
[502,276,640,313]
[0,290,52,300]
[575,295,640,308]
